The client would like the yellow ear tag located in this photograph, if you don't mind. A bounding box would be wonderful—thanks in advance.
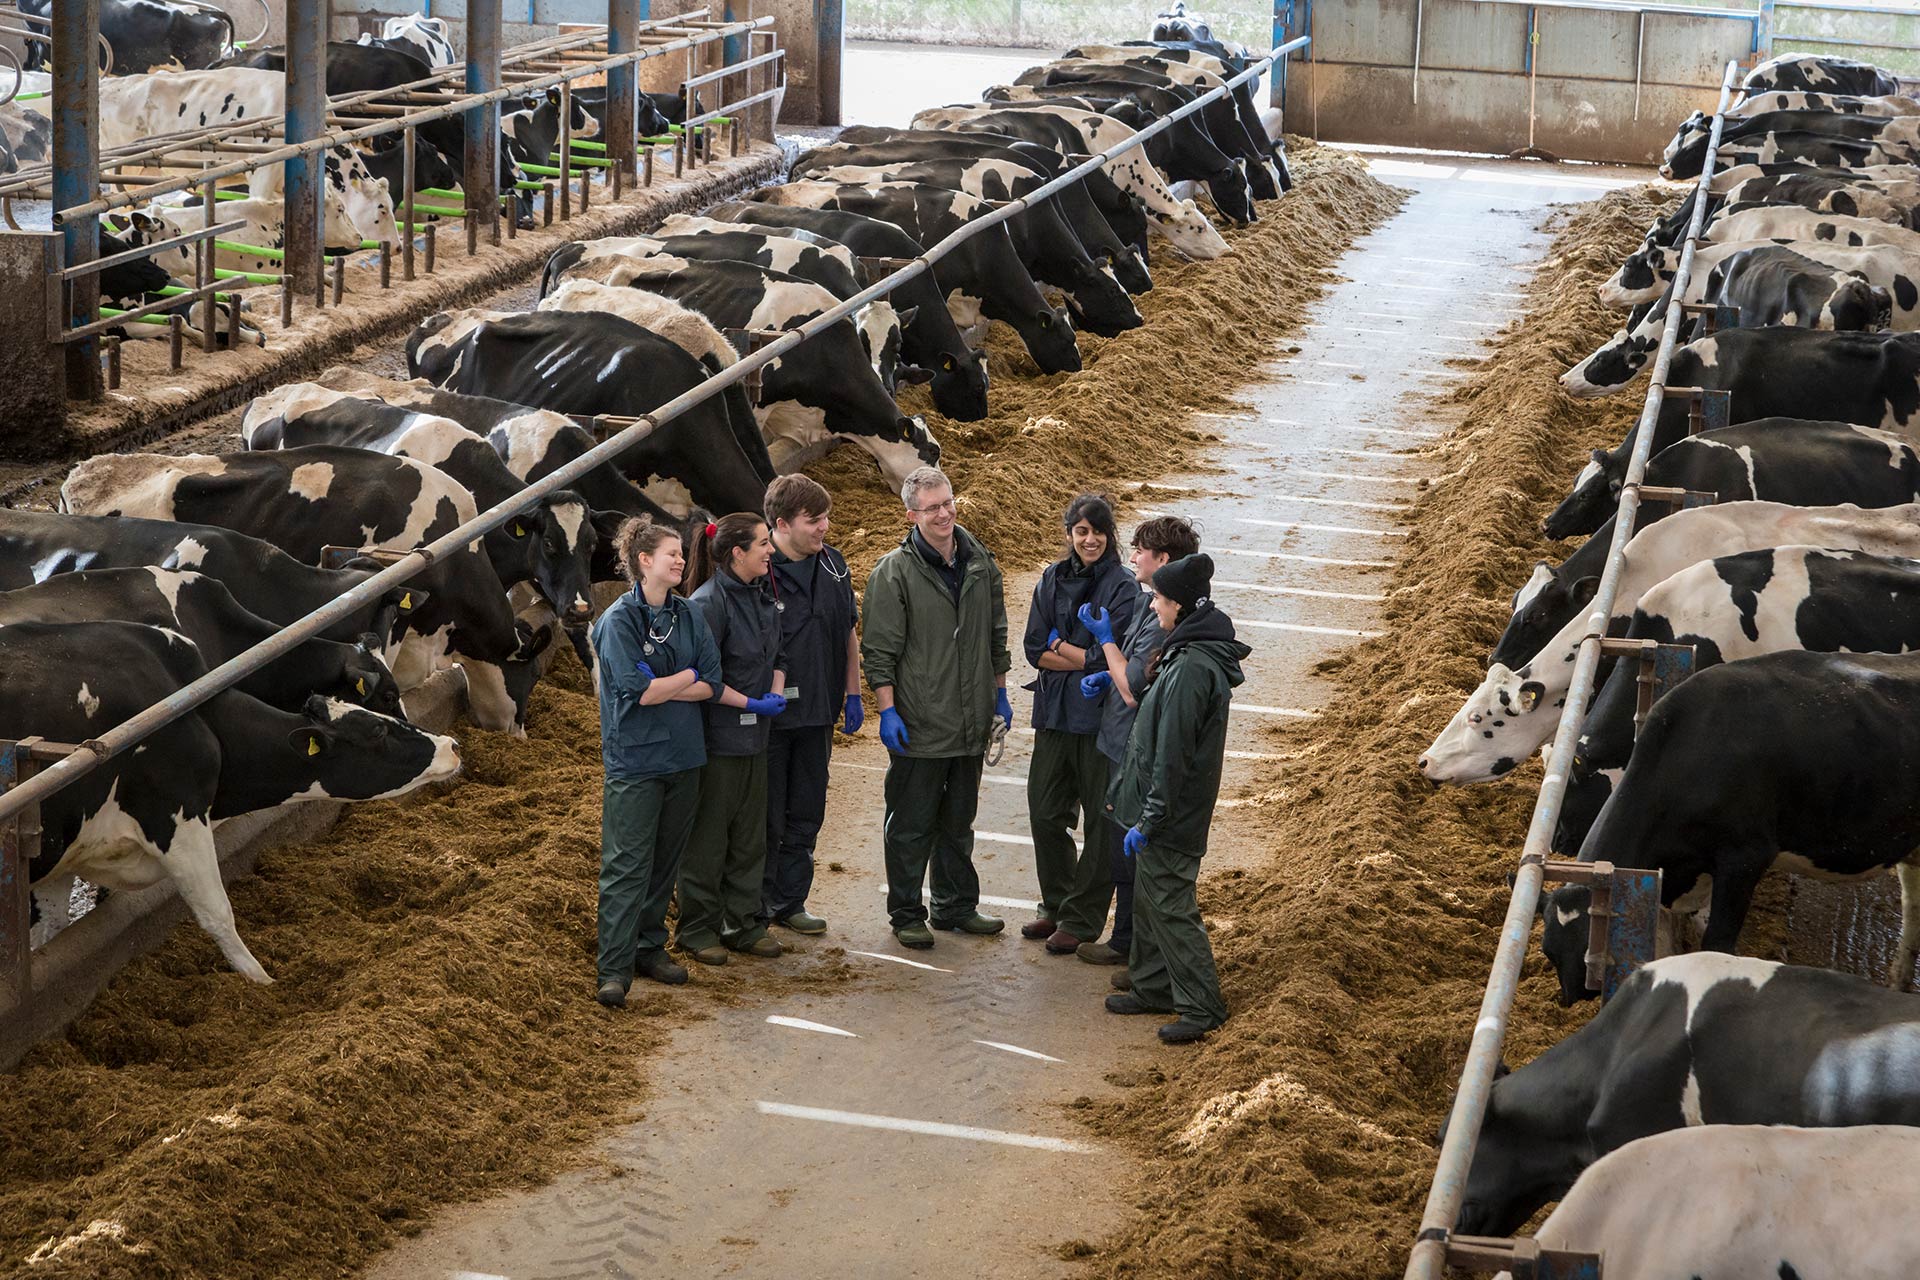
[307,736,321,756]
[356,677,368,695]
[400,592,412,610]
[512,522,526,537]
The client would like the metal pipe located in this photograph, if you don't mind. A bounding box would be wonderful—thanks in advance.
[605,0,646,186]
[466,0,503,248]
[281,0,329,297]
[1411,0,1423,106]
[52,0,100,401]
[0,35,1310,829]
[814,0,841,125]
[1399,59,1740,1280]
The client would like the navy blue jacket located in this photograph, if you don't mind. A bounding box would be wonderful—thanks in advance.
[1022,553,1137,736]
[592,587,723,780]
[768,543,857,729]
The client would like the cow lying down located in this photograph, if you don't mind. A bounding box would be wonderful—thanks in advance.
[1495,1125,1920,1280]
[1450,953,1920,1237]
[11,620,458,983]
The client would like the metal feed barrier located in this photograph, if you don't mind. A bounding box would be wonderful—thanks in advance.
[0,33,1312,1058]
[0,10,782,411]
[1400,59,1740,1280]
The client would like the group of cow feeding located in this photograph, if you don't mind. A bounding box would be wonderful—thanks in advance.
[1412,52,1920,1274]
[3,6,700,347]
[6,20,1277,1039]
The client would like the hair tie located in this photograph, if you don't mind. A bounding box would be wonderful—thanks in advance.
[704,522,718,539]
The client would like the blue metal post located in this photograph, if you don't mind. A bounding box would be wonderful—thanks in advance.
[465,0,502,244]
[283,0,328,297]
[1755,0,1775,61]
[815,0,843,126]
[52,0,100,399]
[606,0,644,180]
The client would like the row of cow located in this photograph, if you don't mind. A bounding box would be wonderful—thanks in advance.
[7,23,1278,1006]
[1411,52,1920,1276]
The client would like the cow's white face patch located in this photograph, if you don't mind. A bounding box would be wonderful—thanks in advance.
[288,462,335,502]
[1693,336,1719,369]
[1512,562,1555,615]
[1418,661,1561,784]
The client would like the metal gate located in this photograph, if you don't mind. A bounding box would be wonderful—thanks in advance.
[1279,0,1762,164]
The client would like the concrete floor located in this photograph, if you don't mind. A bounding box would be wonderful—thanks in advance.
[359,153,1648,1280]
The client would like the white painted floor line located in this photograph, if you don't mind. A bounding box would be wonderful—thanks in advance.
[1294,379,1342,388]
[452,1272,512,1280]
[1324,447,1412,463]
[1214,578,1387,602]
[1215,545,1395,569]
[977,831,1035,846]
[976,1040,1065,1063]
[767,1015,860,1038]
[848,950,955,973]
[1410,368,1471,378]
[1296,469,1425,486]
[1240,618,1386,638]
[1307,324,1409,337]
[1236,704,1322,718]
[1235,515,1410,538]
[1347,280,1451,292]
[870,887,1042,911]
[1315,360,1364,369]
[1225,749,1287,761]
[754,1102,1096,1154]
[836,761,1023,789]
[1270,492,1412,512]
[1309,422,1442,440]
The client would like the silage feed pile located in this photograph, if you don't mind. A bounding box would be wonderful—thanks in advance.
[0,146,1405,1279]
[1082,185,1682,1278]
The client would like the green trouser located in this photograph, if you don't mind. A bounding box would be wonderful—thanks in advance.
[676,752,771,952]
[1027,728,1116,939]
[883,753,984,928]
[598,770,701,987]
[1129,838,1228,1027]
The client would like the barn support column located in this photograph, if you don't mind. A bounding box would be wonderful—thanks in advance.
[814,0,842,127]
[605,0,648,183]
[52,0,100,401]
[283,0,330,297]
[465,0,502,245]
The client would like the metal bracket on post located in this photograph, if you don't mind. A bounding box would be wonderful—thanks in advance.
[1,736,84,1017]
[1677,301,1739,337]
[1597,637,1695,737]
[1445,1235,1602,1279]
[724,326,782,399]
[1663,385,1731,436]
[1630,483,1715,532]
[858,255,915,287]
[1542,858,1662,1000]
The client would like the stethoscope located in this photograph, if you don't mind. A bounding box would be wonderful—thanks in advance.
[635,590,677,654]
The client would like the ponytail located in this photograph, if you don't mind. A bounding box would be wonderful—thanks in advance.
[683,509,766,593]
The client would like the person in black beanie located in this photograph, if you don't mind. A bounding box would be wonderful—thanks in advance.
[1103,552,1248,1043]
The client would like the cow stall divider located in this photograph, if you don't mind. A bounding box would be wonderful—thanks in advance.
[1401,59,1740,1280]
[0,12,781,420]
[0,32,1312,1058]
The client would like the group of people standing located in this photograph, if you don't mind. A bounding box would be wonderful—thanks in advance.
[591,465,1248,1047]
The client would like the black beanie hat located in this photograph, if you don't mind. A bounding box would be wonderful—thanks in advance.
[1152,552,1214,610]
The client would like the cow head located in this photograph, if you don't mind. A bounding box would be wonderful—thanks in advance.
[1205,158,1257,226]
[1061,260,1144,337]
[1543,450,1626,541]
[1554,760,1617,856]
[1561,299,1661,396]
[1152,2,1215,43]
[1539,883,1598,1006]
[1020,302,1082,374]
[1827,278,1892,331]
[1660,113,1708,174]
[169,9,232,73]
[1490,559,1598,670]
[1154,195,1229,260]
[486,495,595,625]
[341,633,407,719]
[281,694,461,800]
[854,299,913,392]
[327,145,399,246]
[1444,1058,1586,1238]
[1417,662,1559,785]
[926,344,990,422]
[359,574,432,652]
[1599,244,1668,307]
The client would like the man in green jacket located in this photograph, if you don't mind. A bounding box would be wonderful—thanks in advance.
[862,465,1013,950]
[1106,553,1248,1044]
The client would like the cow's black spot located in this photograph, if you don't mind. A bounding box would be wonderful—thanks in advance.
[1816,223,1837,240]
[1490,758,1518,777]
[1482,730,1493,739]
[235,104,244,118]
[1832,192,1857,216]
[177,102,186,115]
[1897,275,1917,312]
[198,112,207,126]
[221,93,234,113]
[1778,1265,1802,1280]
[1716,547,1774,642]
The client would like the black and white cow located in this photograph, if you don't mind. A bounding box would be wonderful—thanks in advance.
[240,384,598,623]
[1563,546,1920,855]
[0,102,50,178]
[1449,953,1920,1235]
[751,179,1083,374]
[1427,499,1920,783]
[1502,1124,1920,1280]
[538,269,939,489]
[406,308,776,516]
[1545,411,1920,541]
[1639,162,1920,253]
[698,200,994,420]
[0,506,430,649]
[1663,107,1920,178]
[796,157,1144,335]
[1744,52,1901,99]
[1603,206,1920,306]
[360,14,456,68]
[794,133,1154,293]
[1544,650,1920,995]
[1149,1,1220,44]
[1066,44,1289,191]
[60,448,547,733]
[357,131,461,202]
[1564,242,1918,396]
[909,104,1230,259]
[1705,131,1920,179]
[1717,171,1920,227]
[565,83,676,142]
[11,619,459,982]
[0,567,402,717]
[43,0,238,73]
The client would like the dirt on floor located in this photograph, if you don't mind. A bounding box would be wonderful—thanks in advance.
[810,141,1407,578]
[0,145,1406,1280]
[1079,184,1685,1278]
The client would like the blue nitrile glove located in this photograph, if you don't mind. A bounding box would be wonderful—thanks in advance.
[995,687,1013,728]
[1080,671,1112,699]
[1078,603,1114,646]
[843,693,865,734]
[745,692,788,717]
[1123,825,1147,859]
[1046,627,1061,650]
[635,660,657,681]
[880,706,909,753]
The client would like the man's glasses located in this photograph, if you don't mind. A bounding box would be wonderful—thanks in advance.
[913,497,958,515]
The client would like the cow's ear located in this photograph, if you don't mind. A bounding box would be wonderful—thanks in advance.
[894,305,918,329]
[547,86,563,105]
[287,725,334,757]
[897,365,935,386]
[1516,681,1544,712]
[1569,575,1600,607]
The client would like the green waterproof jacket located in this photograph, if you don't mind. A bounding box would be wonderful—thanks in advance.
[1108,603,1249,854]
[861,524,1011,758]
